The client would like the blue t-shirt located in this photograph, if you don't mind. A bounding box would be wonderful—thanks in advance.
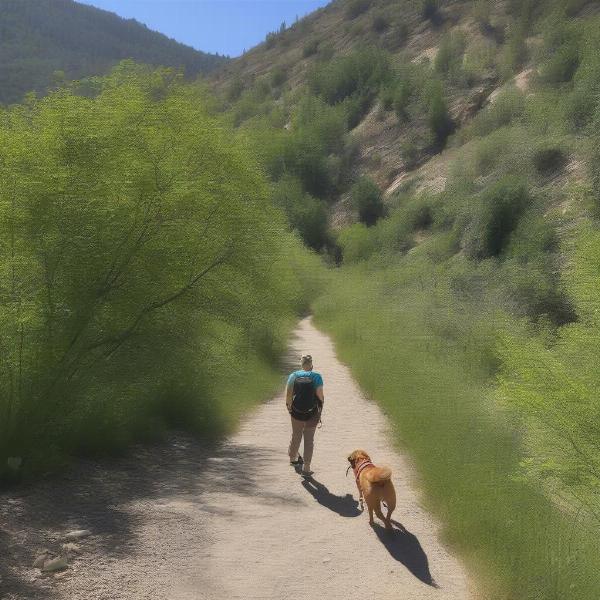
[287,370,324,389]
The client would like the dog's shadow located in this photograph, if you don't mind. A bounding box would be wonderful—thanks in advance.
[372,520,438,587]
[300,476,361,518]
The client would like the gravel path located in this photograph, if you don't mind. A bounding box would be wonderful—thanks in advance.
[1,317,474,599]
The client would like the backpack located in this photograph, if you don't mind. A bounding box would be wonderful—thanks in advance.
[291,375,318,421]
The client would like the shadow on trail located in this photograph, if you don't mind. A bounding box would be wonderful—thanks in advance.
[0,435,295,599]
[300,476,361,517]
[372,520,437,587]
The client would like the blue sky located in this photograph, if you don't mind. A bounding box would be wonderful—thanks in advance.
[78,0,330,57]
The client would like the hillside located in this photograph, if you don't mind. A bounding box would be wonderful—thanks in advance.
[0,0,228,104]
[211,0,599,229]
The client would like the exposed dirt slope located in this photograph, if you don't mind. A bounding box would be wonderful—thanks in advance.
[1,318,474,600]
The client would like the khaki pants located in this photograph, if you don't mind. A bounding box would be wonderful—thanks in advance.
[288,415,318,468]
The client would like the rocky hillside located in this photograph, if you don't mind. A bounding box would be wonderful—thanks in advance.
[211,0,600,230]
[0,0,228,104]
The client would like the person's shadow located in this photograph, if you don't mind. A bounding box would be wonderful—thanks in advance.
[300,476,361,517]
[371,520,437,587]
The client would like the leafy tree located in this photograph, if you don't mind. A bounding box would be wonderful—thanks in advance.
[427,79,454,146]
[0,64,317,474]
[351,177,385,226]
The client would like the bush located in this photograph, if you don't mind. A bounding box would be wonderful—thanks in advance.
[532,144,567,175]
[346,0,372,19]
[272,177,330,251]
[499,24,528,80]
[0,66,317,475]
[462,177,530,259]
[265,31,278,49]
[539,42,580,84]
[270,65,287,88]
[427,79,454,147]
[422,0,440,21]
[393,80,413,121]
[338,223,378,262]
[303,38,320,58]
[309,47,391,106]
[434,32,467,79]
[461,87,525,140]
[372,12,389,33]
[351,177,386,226]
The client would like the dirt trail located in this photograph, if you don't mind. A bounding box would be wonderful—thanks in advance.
[1,317,474,600]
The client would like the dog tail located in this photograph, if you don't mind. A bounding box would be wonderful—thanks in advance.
[366,466,392,483]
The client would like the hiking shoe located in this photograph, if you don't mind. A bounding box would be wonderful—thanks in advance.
[290,455,304,466]
[301,469,314,478]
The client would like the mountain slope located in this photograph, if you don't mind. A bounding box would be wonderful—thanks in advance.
[0,0,228,104]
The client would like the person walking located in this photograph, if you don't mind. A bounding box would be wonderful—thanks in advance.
[286,354,324,477]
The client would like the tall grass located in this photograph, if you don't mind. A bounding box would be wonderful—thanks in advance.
[314,263,600,599]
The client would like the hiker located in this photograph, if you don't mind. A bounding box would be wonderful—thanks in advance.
[286,354,324,477]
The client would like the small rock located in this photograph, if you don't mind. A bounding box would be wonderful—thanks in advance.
[322,557,331,563]
[64,529,91,541]
[42,556,68,573]
[33,552,51,568]
[61,543,81,556]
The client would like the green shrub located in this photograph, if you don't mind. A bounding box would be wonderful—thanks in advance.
[346,0,372,19]
[461,87,525,140]
[532,143,567,175]
[265,31,278,49]
[351,177,386,226]
[422,0,440,21]
[272,177,330,251]
[393,80,413,121]
[427,79,454,147]
[308,47,391,105]
[434,32,467,79]
[226,76,245,103]
[539,42,580,84]
[303,38,320,58]
[462,177,530,259]
[372,12,389,33]
[499,24,528,80]
[338,223,379,262]
[270,65,287,88]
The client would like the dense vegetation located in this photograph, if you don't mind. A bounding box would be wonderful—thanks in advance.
[0,63,321,480]
[216,0,600,598]
[0,0,228,104]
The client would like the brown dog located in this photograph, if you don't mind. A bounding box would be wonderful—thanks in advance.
[348,449,396,529]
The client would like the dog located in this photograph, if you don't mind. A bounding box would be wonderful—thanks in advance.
[348,449,396,529]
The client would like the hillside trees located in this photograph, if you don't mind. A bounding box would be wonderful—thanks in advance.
[0,63,320,477]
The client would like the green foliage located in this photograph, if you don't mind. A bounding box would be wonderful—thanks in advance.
[315,262,600,600]
[303,38,320,58]
[270,65,288,88]
[351,177,385,226]
[421,0,440,21]
[308,47,391,107]
[426,79,454,147]
[499,23,528,80]
[532,143,568,175]
[0,64,321,477]
[499,225,600,516]
[0,0,227,104]
[337,223,379,263]
[372,12,389,33]
[346,0,372,20]
[462,178,530,259]
[460,87,526,141]
[434,31,467,80]
[272,177,330,251]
